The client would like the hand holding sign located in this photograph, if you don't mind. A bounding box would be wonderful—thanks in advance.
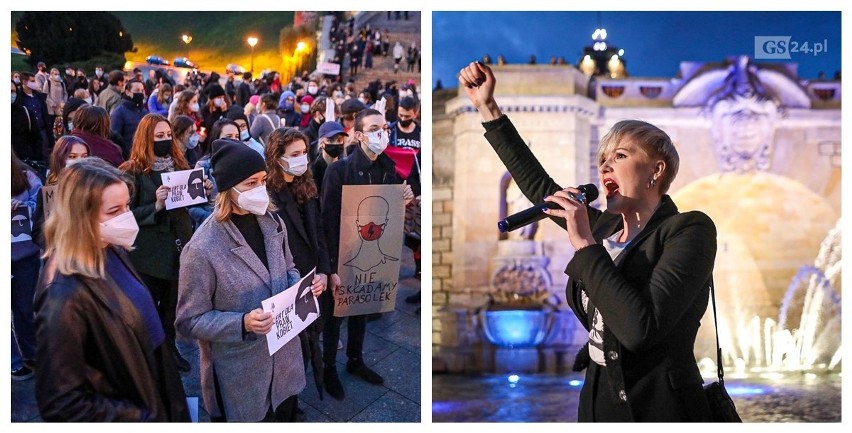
[261,268,319,356]
[325,98,336,123]
[244,308,273,335]
[373,97,387,118]
[154,185,171,211]
[160,169,208,210]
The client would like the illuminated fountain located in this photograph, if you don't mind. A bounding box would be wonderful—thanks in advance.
[700,219,842,378]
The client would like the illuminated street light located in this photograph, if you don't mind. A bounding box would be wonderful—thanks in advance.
[247,36,259,73]
[182,34,192,59]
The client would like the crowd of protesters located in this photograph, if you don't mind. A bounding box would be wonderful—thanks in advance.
[10,16,422,419]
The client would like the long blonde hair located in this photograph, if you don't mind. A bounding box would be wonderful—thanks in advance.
[43,158,131,278]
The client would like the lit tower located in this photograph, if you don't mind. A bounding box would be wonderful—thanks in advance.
[577,27,627,78]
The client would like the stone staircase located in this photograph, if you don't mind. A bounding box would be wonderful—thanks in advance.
[345,11,421,95]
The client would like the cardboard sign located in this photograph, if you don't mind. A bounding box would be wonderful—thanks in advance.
[317,62,341,75]
[11,206,32,243]
[334,185,404,317]
[41,185,57,220]
[160,169,206,210]
[261,268,318,356]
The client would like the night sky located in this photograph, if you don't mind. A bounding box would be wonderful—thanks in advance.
[433,11,841,88]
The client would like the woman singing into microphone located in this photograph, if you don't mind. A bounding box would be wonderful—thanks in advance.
[459,61,717,422]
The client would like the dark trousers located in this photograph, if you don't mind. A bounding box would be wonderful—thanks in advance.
[11,254,40,363]
[319,289,366,366]
[261,395,298,422]
[140,273,178,341]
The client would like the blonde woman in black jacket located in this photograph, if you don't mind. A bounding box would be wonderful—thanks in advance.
[460,62,717,422]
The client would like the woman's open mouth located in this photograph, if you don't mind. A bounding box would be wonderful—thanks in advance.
[603,178,620,198]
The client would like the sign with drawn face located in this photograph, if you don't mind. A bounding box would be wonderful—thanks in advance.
[11,206,32,243]
[335,185,404,317]
[161,168,207,210]
[261,268,319,356]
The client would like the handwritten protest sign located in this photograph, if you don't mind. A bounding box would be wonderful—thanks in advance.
[334,185,404,317]
[11,206,32,243]
[160,169,206,210]
[261,268,318,356]
[41,185,57,220]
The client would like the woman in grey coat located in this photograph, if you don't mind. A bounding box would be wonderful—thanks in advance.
[176,138,305,422]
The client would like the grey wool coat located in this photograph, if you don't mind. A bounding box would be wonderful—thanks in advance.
[175,211,305,421]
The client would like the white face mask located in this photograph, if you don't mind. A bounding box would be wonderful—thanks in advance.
[280,154,309,176]
[240,129,250,141]
[27,82,41,91]
[95,70,103,77]
[190,102,200,112]
[65,157,84,167]
[100,210,139,249]
[308,85,318,95]
[233,184,269,215]
[213,97,225,108]
[300,104,310,114]
[366,130,389,155]
[83,97,92,104]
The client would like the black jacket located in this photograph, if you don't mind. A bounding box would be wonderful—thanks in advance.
[34,247,190,421]
[321,145,403,273]
[126,170,194,281]
[11,98,42,160]
[484,115,716,422]
[268,186,332,276]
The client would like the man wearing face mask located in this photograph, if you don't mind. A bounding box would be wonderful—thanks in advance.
[111,79,150,149]
[338,98,367,155]
[306,79,320,97]
[320,109,414,396]
[312,121,347,193]
[18,72,53,162]
[386,96,422,291]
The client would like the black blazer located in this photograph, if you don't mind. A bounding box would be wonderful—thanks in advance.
[126,170,194,281]
[268,185,332,277]
[34,247,190,421]
[484,115,716,422]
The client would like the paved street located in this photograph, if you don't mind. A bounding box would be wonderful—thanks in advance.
[11,249,422,423]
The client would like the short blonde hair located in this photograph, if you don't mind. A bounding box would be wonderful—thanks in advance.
[596,120,680,193]
[43,158,131,278]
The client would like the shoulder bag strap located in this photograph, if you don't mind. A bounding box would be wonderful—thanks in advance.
[709,276,725,384]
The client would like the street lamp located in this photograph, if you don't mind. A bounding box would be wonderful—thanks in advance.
[182,34,192,59]
[247,36,259,73]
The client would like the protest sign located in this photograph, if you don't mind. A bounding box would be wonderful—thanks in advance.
[334,185,404,317]
[161,168,206,210]
[317,62,341,75]
[261,268,318,356]
[11,206,32,243]
[41,185,57,220]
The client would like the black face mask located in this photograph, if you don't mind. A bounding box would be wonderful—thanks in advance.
[153,139,172,157]
[324,143,344,158]
[131,92,145,108]
[399,118,414,128]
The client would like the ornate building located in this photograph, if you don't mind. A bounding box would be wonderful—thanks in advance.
[432,55,841,374]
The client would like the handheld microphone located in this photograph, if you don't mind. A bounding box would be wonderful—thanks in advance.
[497,184,599,233]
